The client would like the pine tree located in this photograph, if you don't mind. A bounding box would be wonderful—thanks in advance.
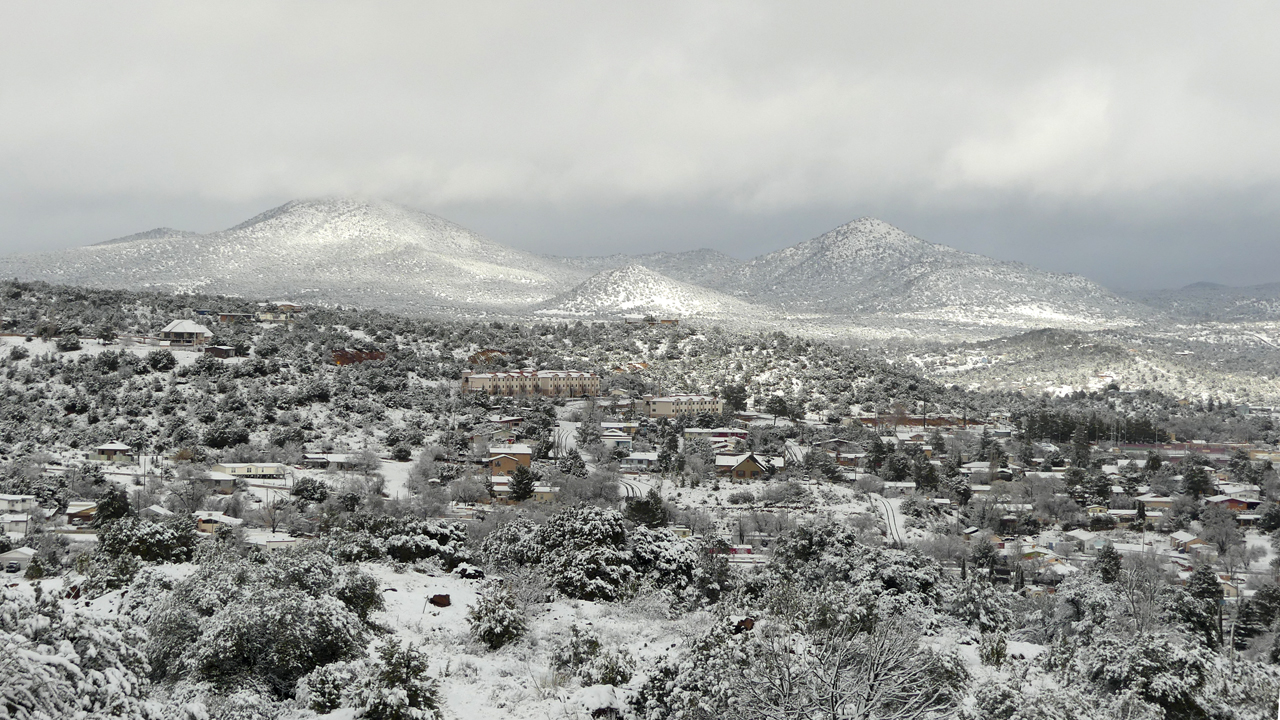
[508,465,537,502]
[91,484,131,527]
[1094,543,1121,583]
[625,488,669,528]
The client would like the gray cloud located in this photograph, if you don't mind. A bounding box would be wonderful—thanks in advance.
[1,1,1278,289]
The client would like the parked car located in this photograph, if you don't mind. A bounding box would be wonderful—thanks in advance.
[4,562,19,574]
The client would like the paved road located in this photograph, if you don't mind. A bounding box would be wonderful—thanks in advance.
[616,476,655,499]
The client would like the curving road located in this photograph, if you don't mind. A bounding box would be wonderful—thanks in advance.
[616,476,655,499]
[872,493,906,547]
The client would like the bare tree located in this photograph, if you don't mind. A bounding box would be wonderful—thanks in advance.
[167,465,211,514]
[731,617,962,720]
[257,493,295,533]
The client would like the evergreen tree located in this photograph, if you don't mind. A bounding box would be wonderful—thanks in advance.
[624,488,668,528]
[1094,543,1121,583]
[92,484,131,527]
[508,465,537,502]
[1182,465,1214,499]
[1070,425,1091,468]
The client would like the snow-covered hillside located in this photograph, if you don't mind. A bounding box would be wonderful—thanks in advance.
[0,198,590,312]
[0,199,1165,337]
[1131,281,1280,322]
[536,264,771,324]
[551,248,743,287]
[709,218,1149,329]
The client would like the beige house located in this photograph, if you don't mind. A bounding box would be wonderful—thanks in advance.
[644,394,725,418]
[193,510,244,534]
[87,440,133,463]
[211,463,287,480]
[462,370,600,398]
[488,444,533,476]
[159,320,213,346]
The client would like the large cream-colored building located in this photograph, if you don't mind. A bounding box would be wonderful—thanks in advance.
[462,370,600,398]
[644,394,724,418]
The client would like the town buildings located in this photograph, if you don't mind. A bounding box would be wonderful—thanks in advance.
[644,394,725,418]
[461,370,600,398]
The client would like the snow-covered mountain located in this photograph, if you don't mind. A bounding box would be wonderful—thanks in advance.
[1130,281,1280,322]
[551,248,742,287]
[706,217,1148,329]
[0,199,1164,336]
[536,264,770,323]
[0,198,588,312]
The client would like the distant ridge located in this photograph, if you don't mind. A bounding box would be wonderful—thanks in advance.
[94,227,201,246]
[537,264,770,324]
[0,197,1161,336]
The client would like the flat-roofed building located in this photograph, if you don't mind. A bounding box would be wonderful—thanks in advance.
[462,370,600,398]
[644,394,724,418]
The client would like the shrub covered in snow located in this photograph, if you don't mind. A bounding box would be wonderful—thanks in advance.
[143,547,378,697]
[468,581,527,650]
[323,513,471,568]
[0,585,152,719]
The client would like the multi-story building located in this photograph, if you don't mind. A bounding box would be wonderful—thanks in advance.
[644,394,724,418]
[461,370,600,398]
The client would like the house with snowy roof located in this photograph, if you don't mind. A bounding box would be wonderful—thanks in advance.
[488,444,533,476]
[600,429,633,450]
[715,453,783,480]
[159,319,213,347]
[620,452,659,473]
[211,463,287,481]
[0,494,37,514]
[1,547,37,573]
[62,501,98,526]
[1170,530,1209,554]
[193,510,244,533]
[87,440,133,463]
[1,513,29,536]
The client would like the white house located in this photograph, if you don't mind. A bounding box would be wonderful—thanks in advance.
[1,547,37,573]
[0,494,36,514]
[88,440,134,463]
[600,429,633,451]
[620,452,659,473]
[1,513,30,536]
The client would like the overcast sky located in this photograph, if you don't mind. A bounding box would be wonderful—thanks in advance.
[2,2,1279,290]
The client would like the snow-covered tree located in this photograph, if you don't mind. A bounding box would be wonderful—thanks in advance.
[468,582,527,650]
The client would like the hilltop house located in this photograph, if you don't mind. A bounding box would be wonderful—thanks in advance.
[159,320,213,347]
[87,440,133,463]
